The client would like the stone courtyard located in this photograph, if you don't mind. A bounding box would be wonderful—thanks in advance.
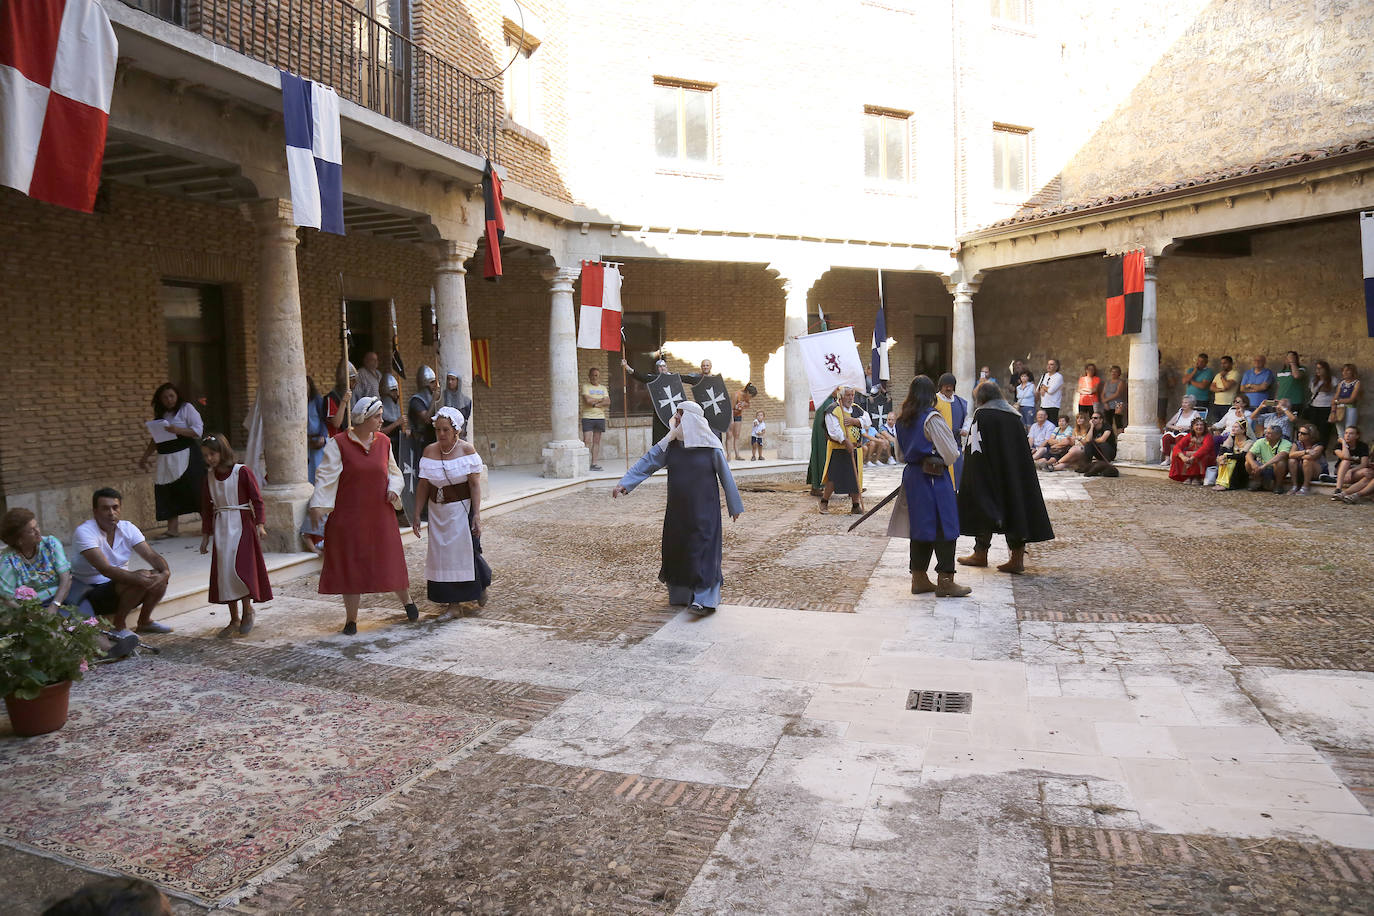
[4,469,1374,914]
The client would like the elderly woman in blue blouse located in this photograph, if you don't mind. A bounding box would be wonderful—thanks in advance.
[612,401,743,617]
[0,508,72,607]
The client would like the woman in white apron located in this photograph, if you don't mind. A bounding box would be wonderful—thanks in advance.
[411,406,490,620]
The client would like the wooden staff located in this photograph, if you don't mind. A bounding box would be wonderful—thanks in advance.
[337,272,351,430]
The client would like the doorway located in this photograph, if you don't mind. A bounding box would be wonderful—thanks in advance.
[346,299,375,368]
[160,281,230,437]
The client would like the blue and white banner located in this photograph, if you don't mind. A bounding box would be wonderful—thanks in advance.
[1362,210,1374,337]
[280,70,343,235]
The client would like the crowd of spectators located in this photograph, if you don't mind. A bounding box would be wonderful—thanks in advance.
[1008,353,1366,497]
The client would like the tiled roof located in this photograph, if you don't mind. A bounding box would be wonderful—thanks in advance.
[981,137,1374,231]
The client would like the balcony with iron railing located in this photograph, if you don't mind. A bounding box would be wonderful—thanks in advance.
[122,0,498,163]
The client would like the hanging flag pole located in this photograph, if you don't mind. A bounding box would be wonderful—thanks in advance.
[337,273,352,430]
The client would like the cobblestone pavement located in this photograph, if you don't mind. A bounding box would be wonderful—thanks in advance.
[6,468,1374,915]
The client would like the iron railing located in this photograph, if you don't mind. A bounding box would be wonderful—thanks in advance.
[123,0,498,162]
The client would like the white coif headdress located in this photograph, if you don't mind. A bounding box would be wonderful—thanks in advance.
[352,396,383,424]
[660,400,723,451]
[434,405,466,431]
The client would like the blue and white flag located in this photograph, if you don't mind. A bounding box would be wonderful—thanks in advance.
[871,269,889,387]
[280,70,343,234]
[1362,210,1374,337]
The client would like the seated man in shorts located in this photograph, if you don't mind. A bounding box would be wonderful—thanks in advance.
[1244,422,1292,493]
[70,488,173,641]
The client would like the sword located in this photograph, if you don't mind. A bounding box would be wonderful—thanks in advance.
[847,485,901,532]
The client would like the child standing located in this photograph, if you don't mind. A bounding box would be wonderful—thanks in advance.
[750,410,767,460]
[199,434,272,637]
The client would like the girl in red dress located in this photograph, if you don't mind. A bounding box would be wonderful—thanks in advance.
[199,434,272,636]
[307,397,417,635]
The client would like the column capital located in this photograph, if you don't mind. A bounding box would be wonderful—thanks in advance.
[768,262,829,294]
[434,238,479,269]
[945,279,981,298]
[542,265,580,291]
[240,198,299,243]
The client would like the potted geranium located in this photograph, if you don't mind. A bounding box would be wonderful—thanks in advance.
[1,586,108,736]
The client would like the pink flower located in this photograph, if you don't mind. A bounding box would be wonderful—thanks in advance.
[14,586,37,600]
[79,661,89,673]
[83,617,98,627]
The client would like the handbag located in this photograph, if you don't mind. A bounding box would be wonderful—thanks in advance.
[1333,404,1348,422]
[1215,455,1235,489]
[920,456,947,476]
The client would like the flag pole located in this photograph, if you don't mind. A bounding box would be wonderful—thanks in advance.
[620,325,629,473]
[338,272,351,430]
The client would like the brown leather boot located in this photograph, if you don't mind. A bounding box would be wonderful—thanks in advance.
[935,573,972,598]
[997,548,1025,575]
[911,572,936,594]
[957,549,988,567]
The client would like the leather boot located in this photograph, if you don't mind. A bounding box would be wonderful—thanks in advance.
[957,549,988,567]
[997,548,1025,575]
[911,572,936,594]
[935,573,972,598]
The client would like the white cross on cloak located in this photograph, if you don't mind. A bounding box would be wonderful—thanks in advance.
[700,386,727,415]
[967,420,983,454]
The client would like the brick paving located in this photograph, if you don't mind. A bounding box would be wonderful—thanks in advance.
[1014,476,1374,670]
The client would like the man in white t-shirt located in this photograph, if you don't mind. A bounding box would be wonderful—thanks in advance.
[71,487,172,638]
[1037,359,1064,423]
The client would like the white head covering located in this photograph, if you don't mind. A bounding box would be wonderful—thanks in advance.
[433,405,467,432]
[352,396,383,424]
[659,400,723,451]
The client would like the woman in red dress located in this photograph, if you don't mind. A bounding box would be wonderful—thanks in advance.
[307,396,417,635]
[1168,416,1217,485]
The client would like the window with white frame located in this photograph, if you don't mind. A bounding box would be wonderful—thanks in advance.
[992,124,1030,195]
[654,79,715,166]
[504,30,540,132]
[863,109,910,183]
[990,0,1028,24]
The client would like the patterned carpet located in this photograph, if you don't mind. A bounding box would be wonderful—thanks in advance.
[0,658,501,906]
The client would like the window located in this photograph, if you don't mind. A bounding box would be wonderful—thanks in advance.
[990,0,1028,24]
[504,30,540,131]
[863,109,909,183]
[654,80,714,166]
[992,124,1029,195]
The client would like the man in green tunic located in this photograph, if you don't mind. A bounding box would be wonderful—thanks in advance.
[805,392,837,497]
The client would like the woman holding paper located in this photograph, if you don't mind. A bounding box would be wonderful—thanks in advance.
[138,383,205,538]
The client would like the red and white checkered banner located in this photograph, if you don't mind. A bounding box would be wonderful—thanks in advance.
[576,261,623,351]
[0,0,117,213]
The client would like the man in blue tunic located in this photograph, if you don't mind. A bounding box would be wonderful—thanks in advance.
[613,401,743,616]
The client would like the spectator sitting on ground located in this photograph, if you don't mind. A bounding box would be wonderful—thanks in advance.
[1037,414,1074,468]
[877,412,899,464]
[1245,422,1292,493]
[1027,408,1055,459]
[1168,416,1216,485]
[1332,426,1370,497]
[1240,354,1275,409]
[1046,413,1094,473]
[1286,423,1326,496]
[1160,396,1204,465]
[1,508,72,607]
[1082,408,1118,476]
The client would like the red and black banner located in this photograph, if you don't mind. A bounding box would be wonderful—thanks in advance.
[482,158,505,282]
[1105,249,1145,337]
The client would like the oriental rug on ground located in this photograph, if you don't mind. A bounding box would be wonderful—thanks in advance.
[0,658,501,906]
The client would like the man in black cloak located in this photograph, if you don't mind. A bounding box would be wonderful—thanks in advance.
[805,391,838,497]
[612,401,743,616]
[957,380,1054,574]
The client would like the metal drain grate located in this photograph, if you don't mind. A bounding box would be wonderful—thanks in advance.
[906,690,973,714]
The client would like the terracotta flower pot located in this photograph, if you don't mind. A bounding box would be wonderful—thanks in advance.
[4,680,72,737]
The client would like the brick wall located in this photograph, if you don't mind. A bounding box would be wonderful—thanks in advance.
[972,215,1373,425]
[0,183,444,540]
[411,0,572,202]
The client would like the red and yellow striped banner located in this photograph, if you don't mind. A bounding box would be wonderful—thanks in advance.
[472,338,491,387]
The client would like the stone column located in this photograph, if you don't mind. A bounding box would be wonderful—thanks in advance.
[434,237,479,438]
[246,199,313,552]
[541,265,590,477]
[947,277,980,402]
[774,265,827,460]
[1118,254,1161,463]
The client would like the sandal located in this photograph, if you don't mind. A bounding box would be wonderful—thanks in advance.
[818,499,829,514]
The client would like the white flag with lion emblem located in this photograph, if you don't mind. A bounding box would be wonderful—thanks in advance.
[796,327,867,408]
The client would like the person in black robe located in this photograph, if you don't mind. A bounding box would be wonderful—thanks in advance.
[403,365,439,523]
[612,401,743,616]
[623,356,707,444]
[957,381,1055,574]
